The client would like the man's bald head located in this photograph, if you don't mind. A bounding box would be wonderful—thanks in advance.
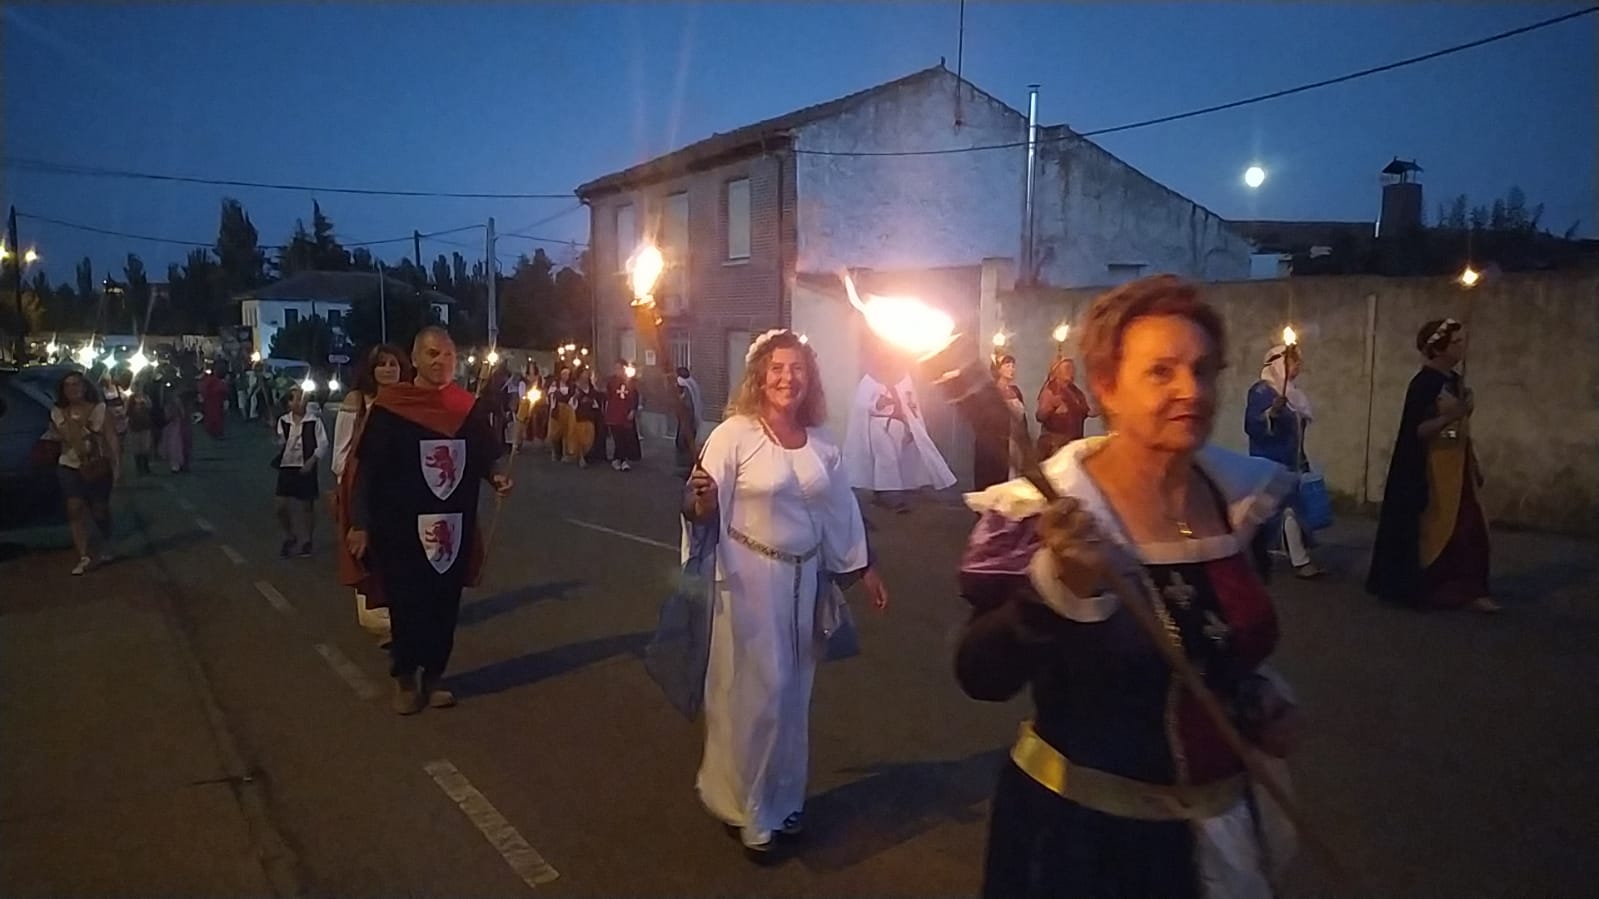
[411,325,458,389]
[412,325,454,357]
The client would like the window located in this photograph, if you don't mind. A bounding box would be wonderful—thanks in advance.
[726,330,752,402]
[1106,263,1146,286]
[619,328,638,367]
[284,308,300,327]
[669,330,691,371]
[664,191,689,300]
[614,204,637,270]
[725,178,750,260]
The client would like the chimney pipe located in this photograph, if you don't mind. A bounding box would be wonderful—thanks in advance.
[1022,84,1040,285]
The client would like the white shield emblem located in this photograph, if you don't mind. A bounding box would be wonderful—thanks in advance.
[417,513,464,575]
[418,439,467,501]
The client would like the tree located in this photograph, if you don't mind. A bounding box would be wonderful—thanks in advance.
[554,265,591,346]
[431,254,453,295]
[352,247,376,272]
[277,219,317,276]
[214,198,270,296]
[269,315,336,363]
[0,286,45,336]
[498,250,556,347]
[171,248,221,334]
[75,257,94,306]
[310,201,350,271]
[344,284,440,351]
[124,254,151,334]
[1439,187,1548,236]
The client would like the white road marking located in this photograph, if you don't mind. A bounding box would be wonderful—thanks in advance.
[253,580,294,614]
[313,643,380,700]
[563,518,675,552]
[219,544,246,565]
[176,496,196,512]
[193,516,215,533]
[424,759,559,888]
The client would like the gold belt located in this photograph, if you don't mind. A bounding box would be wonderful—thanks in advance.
[1010,720,1244,821]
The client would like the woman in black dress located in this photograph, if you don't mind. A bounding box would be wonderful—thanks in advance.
[956,276,1302,898]
[973,354,1028,490]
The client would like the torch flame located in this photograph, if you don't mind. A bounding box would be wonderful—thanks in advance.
[487,350,500,365]
[1459,266,1481,288]
[992,332,1008,348]
[75,344,98,367]
[1052,323,1070,343]
[128,349,149,376]
[841,272,956,359]
[628,244,665,305]
[528,386,542,404]
[1282,325,1297,347]
[624,363,637,379]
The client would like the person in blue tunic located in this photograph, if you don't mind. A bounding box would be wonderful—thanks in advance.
[1244,343,1324,579]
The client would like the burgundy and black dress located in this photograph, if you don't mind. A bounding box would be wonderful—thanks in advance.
[956,438,1296,899]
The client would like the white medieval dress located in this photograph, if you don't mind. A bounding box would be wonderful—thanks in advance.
[687,414,870,836]
[842,374,957,493]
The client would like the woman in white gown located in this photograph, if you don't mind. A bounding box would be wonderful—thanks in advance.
[684,329,890,856]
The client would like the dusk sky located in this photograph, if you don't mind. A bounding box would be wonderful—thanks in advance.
[3,3,1593,288]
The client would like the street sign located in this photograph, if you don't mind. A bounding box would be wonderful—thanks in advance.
[328,353,351,364]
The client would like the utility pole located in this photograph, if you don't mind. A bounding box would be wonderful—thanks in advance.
[377,260,388,343]
[6,207,23,363]
[485,217,498,349]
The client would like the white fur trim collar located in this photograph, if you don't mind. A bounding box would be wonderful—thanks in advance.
[964,437,1296,564]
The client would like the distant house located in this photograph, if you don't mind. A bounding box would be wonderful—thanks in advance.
[575,62,1250,421]
[236,271,453,360]
[1232,220,1377,279]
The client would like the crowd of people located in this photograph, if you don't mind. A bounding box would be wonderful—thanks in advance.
[22,271,1504,894]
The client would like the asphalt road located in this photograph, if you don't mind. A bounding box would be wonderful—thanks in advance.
[3,416,1595,898]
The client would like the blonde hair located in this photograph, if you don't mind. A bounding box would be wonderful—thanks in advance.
[725,331,826,427]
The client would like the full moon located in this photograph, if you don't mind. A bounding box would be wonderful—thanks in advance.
[1244,165,1267,189]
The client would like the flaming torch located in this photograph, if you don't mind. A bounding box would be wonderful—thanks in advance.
[838,270,1344,882]
[626,240,695,450]
[1281,324,1298,348]
[1052,323,1070,357]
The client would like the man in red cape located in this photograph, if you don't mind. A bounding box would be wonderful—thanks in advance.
[344,327,512,715]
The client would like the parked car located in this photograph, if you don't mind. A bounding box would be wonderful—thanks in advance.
[0,365,73,529]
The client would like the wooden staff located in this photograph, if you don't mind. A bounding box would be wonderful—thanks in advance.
[922,334,1350,886]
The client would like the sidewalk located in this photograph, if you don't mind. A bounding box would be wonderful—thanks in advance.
[0,496,297,896]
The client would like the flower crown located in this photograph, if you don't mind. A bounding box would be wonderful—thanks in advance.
[1425,318,1461,350]
[745,328,810,364]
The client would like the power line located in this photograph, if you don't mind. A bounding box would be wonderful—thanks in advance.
[498,232,587,247]
[793,6,1598,158]
[18,212,271,249]
[17,210,486,252]
[2,156,576,200]
[502,204,586,238]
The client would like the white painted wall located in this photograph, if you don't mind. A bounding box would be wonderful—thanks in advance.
[794,72,1028,274]
[791,281,863,443]
[244,298,353,360]
[792,69,1249,290]
[1031,136,1253,287]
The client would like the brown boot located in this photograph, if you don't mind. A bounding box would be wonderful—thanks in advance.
[392,674,423,715]
[421,674,456,709]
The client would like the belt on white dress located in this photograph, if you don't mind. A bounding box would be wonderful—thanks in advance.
[727,527,821,659]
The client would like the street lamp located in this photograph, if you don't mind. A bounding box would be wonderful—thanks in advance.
[1244,165,1267,189]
